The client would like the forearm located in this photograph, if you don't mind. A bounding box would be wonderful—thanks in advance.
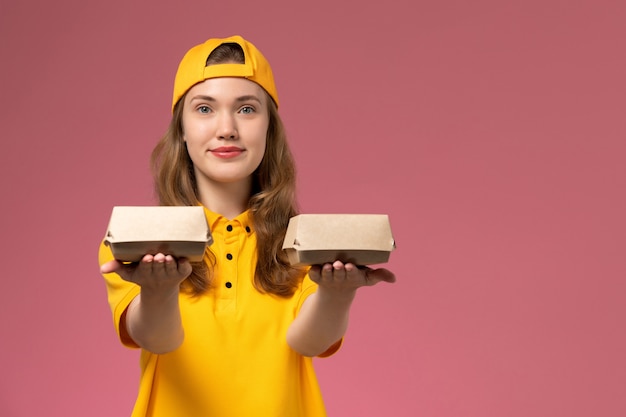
[287,287,356,357]
[126,287,184,354]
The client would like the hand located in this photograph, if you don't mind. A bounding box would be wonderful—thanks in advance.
[287,261,396,356]
[308,260,396,294]
[100,253,192,292]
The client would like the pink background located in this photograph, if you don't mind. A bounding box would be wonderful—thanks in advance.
[1,0,624,416]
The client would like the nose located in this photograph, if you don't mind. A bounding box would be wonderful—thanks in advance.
[216,112,238,140]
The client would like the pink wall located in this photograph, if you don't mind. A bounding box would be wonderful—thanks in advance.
[1,0,624,416]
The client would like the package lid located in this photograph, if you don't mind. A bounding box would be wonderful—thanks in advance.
[282,214,396,266]
[103,206,212,262]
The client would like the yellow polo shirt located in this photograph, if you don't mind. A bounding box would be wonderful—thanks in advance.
[99,208,339,417]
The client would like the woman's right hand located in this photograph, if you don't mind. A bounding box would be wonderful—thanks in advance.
[100,253,192,291]
[100,253,191,353]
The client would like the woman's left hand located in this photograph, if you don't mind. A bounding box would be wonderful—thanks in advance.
[308,261,396,294]
[288,261,396,356]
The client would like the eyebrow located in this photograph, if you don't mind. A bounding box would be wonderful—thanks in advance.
[189,94,263,104]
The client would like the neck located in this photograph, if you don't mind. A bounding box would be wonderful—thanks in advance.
[197,178,252,220]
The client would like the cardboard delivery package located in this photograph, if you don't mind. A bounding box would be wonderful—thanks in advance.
[282,214,396,266]
[103,206,212,262]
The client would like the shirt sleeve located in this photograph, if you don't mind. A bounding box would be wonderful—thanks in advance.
[98,240,141,348]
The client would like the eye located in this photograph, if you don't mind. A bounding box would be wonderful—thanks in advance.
[197,105,211,114]
[239,106,255,115]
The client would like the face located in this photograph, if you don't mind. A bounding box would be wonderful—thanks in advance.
[181,77,269,193]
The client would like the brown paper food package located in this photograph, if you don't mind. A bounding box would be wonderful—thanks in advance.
[282,214,396,266]
[103,206,212,262]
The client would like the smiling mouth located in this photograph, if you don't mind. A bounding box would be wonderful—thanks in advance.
[210,147,244,158]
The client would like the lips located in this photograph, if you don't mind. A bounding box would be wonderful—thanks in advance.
[210,146,244,159]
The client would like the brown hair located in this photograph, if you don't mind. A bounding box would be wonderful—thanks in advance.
[150,43,305,297]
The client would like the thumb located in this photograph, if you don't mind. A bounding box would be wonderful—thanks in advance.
[100,259,123,275]
[365,268,396,285]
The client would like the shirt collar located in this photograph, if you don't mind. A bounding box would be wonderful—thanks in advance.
[202,206,252,232]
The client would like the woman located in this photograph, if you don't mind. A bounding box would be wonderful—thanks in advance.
[99,35,395,417]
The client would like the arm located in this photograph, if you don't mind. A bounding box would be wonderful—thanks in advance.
[100,253,192,354]
[287,261,396,357]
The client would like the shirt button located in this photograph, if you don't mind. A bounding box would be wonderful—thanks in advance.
[226,225,233,232]
[225,282,232,288]
[226,253,233,260]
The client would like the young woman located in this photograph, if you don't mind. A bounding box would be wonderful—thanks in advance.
[99,35,395,417]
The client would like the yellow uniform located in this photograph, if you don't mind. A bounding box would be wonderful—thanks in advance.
[99,208,339,417]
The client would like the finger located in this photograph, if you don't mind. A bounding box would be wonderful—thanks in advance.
[177,257,193,277]
[130,254,156,278]
[376,268,396,283]
[153,253,167,263]
[164,255,185,276]
[332,261,348,280]
[332,260,345,270]
[101,259,143,281]
[365,268,397,285]
[100,259,122,274]
[345,264,366,275]
[146,253,173,277]
[308,265,322,283]
[321,263,334,280]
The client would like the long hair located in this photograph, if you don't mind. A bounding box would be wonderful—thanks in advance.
[150,43,306,297]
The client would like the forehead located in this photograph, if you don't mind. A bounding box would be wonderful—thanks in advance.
[185,77,266,103]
